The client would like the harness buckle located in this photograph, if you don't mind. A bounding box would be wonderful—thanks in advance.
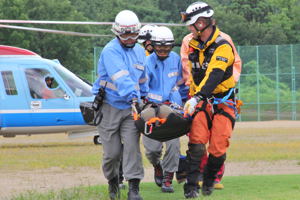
[144,122,153,135]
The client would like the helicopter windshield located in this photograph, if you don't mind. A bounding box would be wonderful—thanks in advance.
[53,64,93,97]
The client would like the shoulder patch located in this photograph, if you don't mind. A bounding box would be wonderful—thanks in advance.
[216,56,228,63]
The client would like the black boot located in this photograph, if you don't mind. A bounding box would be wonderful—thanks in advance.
[184,143,206,199]
[127,179,143,200]
[108,176,120,200]
[176,155,188,184]
[153,162,163,187]
[202,154,226,196]
[161,171,174,193]
[184,183,199,199]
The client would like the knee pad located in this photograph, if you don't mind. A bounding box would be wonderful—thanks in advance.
[187,143,206,162]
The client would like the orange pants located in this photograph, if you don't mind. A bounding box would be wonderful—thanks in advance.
[189,101,235,157]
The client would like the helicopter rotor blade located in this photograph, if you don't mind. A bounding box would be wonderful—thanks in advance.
[0,20,185,27]
[0,24,113,37]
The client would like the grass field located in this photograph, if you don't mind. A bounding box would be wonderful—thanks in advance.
[1,121,300,199]
[1,126,300,170]
[12,174,300,200]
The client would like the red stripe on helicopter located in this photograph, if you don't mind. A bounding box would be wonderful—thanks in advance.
[0,45,38,56]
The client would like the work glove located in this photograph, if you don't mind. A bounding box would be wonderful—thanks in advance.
[141,96,148,104]
[183,95,203,116]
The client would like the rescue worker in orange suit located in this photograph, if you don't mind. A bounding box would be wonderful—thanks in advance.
[181,2,239,198]
[178,3,242,190]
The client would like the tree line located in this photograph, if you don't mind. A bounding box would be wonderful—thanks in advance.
[0,0,299,76]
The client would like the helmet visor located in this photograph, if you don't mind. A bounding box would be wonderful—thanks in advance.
[181,5,213,23]
[119,33,139,41]
[152,40,174,46]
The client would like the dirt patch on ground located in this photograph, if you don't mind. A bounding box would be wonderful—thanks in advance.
[1,120,300,199]
[235,120,300,129]
[1,160,300,200]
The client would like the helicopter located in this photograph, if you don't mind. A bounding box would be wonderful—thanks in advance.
[0,20,183,144]
[0,45,103,144]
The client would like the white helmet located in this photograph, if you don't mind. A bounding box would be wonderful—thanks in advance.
[181,2,214,25]
[111,10,141,36]
[151,26,174,46]
[138,24,157,43]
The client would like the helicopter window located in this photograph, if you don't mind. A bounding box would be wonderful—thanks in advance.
[25,68,65,99]
[1,71,18,95]
[53,64,93,97]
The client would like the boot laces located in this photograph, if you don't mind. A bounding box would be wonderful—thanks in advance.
[163,172,174,186]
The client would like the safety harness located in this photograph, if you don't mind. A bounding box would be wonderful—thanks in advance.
[192,88,243,131]
[189,35,234,86]
[189,35,242,129]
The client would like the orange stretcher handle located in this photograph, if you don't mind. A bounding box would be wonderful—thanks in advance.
[146,117,167,125]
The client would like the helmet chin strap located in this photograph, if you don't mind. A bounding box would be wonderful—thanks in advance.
[193,20,212,38]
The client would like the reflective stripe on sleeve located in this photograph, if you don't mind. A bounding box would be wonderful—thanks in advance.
[168,71,179,78]
[135,84,140,91]
[134,64,145,71]
[147,93,163,101]
[99,80,117,91]
[111,70,129,81]
[177,79,185,85]
[139,77,148,84]
[172,86,179,91]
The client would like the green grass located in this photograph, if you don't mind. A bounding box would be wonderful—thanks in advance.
[12,174,300,200]
[1,126,300,170]
[0,142,102,170]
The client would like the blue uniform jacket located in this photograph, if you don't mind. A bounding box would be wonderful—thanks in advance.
[146,52,188,106]
[92,38,148,109]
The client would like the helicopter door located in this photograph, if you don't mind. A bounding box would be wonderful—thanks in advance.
[23,67,75,126]
[0,65,32,128]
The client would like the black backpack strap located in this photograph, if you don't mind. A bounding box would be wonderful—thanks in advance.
[213,108,235,129]
[203,35,232,68]
[192,101,212,129]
